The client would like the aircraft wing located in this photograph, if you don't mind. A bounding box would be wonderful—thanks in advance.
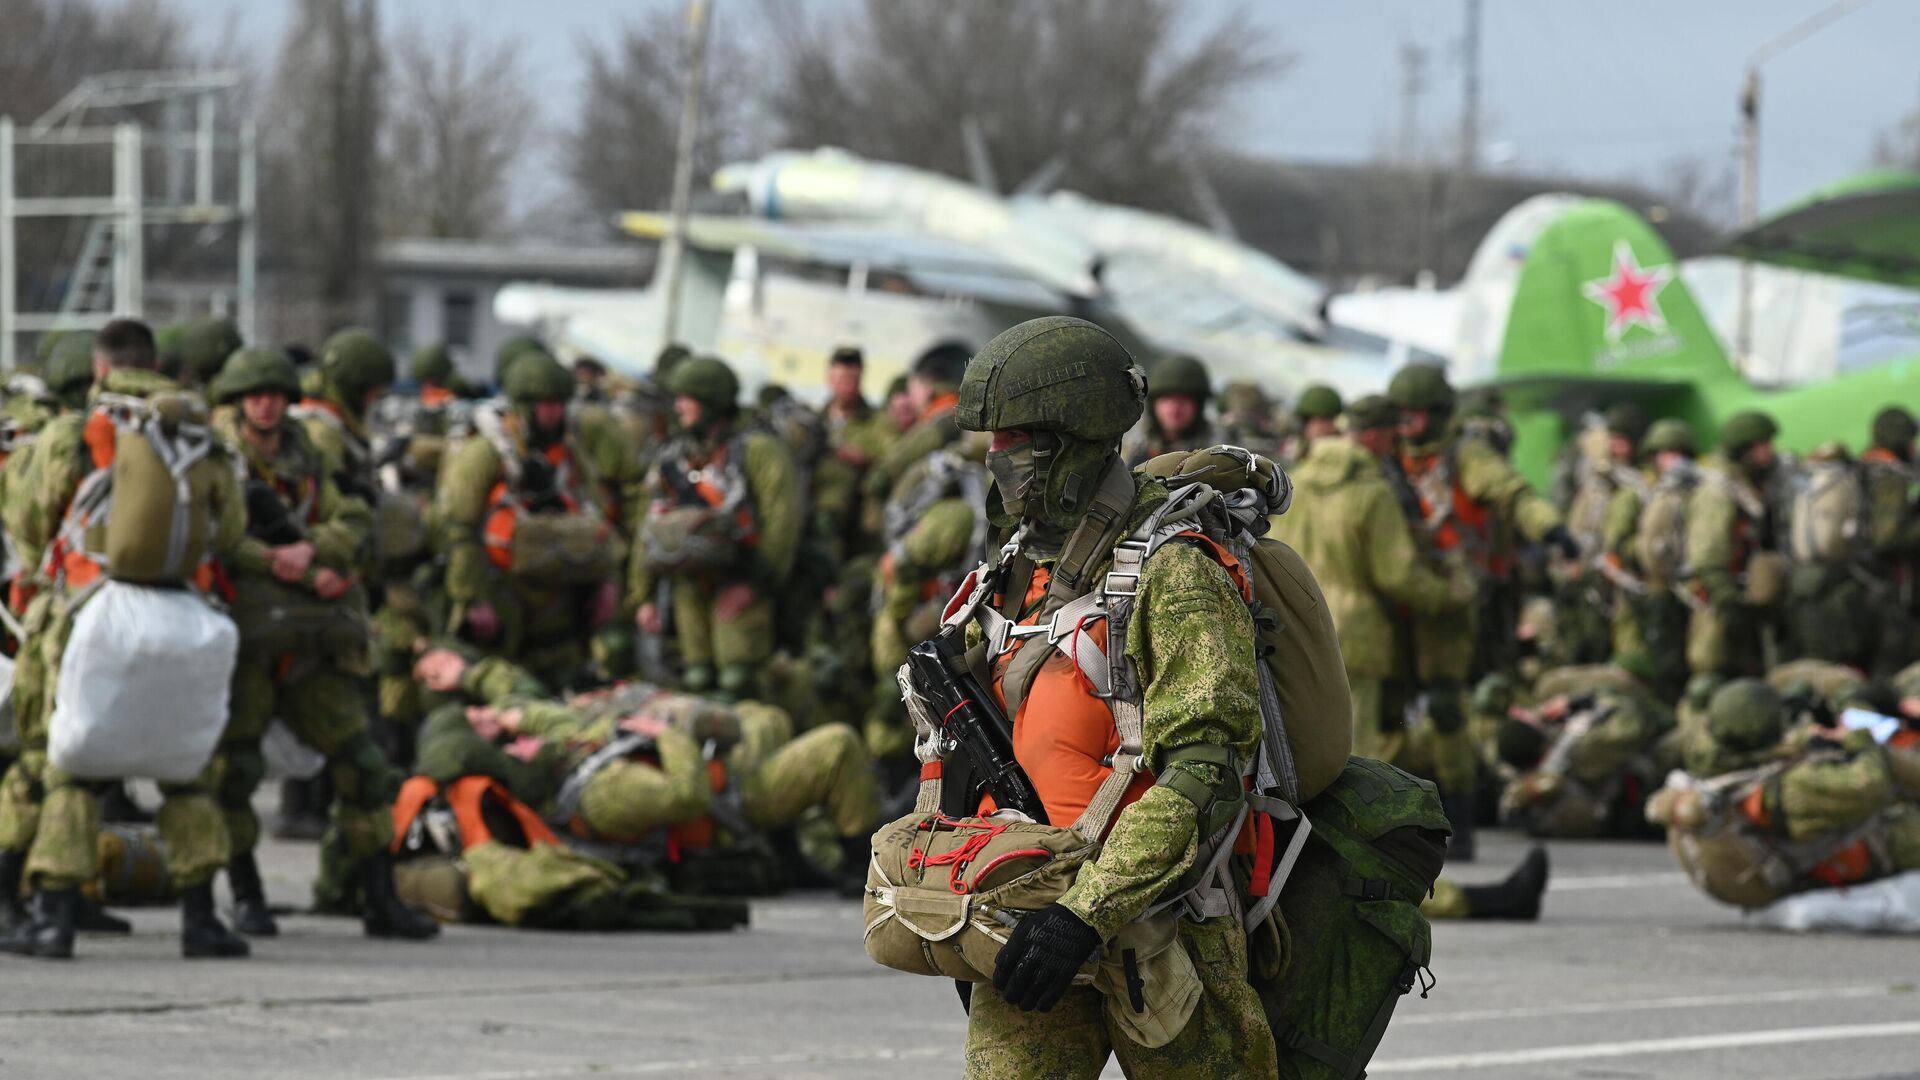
[617,211,1064,310]
[1725,170,1920,288]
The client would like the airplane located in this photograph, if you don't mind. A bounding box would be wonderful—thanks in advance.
[1358,180,1920,487]
[496,146,1408,403]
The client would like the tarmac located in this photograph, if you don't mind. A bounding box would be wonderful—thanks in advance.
[1,828,1916,1080]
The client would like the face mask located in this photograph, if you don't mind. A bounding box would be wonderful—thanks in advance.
[985,441,1039,520]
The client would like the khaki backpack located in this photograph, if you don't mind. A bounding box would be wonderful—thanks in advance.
[1634,464,1697,590]
[53,393,224,589]
[1787,459,1865,565]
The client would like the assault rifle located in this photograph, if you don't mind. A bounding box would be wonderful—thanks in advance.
[244,478,306,546]
[904,635,1049,824]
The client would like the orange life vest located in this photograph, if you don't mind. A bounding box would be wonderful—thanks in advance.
[1401,447,1504,576]
[481,442,613,571]
[420,385,456,409]
[391,775,561,854]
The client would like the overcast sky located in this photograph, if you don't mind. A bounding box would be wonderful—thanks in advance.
[181,0,1920,216]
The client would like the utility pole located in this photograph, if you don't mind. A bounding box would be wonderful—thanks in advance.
[1398,42,1428,165]
[658,0,714,352]
[1459,0,1482,173]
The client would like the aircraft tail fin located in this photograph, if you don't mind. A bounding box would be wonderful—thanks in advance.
[1493,198,1735,388]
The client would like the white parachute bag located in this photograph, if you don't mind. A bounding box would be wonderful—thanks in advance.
[262,719,328,781]
[1745,871,1920,934]
[48,581,238,783]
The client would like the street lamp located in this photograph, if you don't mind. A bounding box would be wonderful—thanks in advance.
[1736,0,1871,367]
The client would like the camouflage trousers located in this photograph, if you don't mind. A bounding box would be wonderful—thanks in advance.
[1421,877,1470,920]
[963,916,1275,1079]
[218,657,398,860]
[7,594,229,890]
[668,577,774,689]
[576,723,881,843]
[1350,677,1476,794]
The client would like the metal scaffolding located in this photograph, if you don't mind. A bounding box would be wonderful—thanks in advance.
[0,71,255,368]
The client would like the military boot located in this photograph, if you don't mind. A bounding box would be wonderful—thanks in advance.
[1442,792,1477,863]
[226,852,279,937]
[360,853,440,940]
[1462,845,1549,921]
[681,664,715,693]
[180,882,250,958]
[273,777,330,841]
[0,887,78,959]
[0,850,27,933]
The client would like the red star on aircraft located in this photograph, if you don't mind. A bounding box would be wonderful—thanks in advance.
[1582,240,1673,341]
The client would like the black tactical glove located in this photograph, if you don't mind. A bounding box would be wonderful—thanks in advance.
[1543,524,1580,561]
[992,902,1101,1013]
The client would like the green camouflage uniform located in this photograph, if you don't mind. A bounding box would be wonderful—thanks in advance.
[628,427,800,695]
[1268,435,1472,770]
[1683,454,1774,678]
[214,410,394,859]
[8,369,244,890]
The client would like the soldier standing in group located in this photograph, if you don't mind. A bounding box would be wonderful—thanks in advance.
[1387,364,1572,859]
[946,317,1277,1078]
[0,320,249,960]
[631,356,799,699]
[439,352,624,690]
[861,346,971,541]
[1605,418,1699,701]
[1122,352,1216,466]
[1284,382,1344,464]
[1685,410,1785,680]
[1271,395,1475,765]
[211,346,440,941]
[1862,407,1920,673]
[1215,379,1281,459]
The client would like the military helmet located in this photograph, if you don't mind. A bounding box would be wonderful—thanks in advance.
[1706,678,1785,753]
[178,318,244,386]
[884,374,909,399]
[1872,406,1917,451]
[1147,353,1211,402]
[956,316,1144,442]
[321,329,397,404]
[1685,672,1726,715]
[1496,720,1550,771]
[667,355,741,411]
[1471,672,1518,718]
[1296,383,1343,420]
[33,328,77,368]
[1640,417,1696,457]
[216,347,303,404]
[1718,409,1777,454]
[653,342,692,381]
[1604,402,1650,444]
[1345,394,1397,431]
[1386,364,1455,412]
[494,335,544,383]
[410,343,454,386]
[153,323,186,376]
[503,350,573,403]
[1219,379,1269,416]
[45,334,96,397]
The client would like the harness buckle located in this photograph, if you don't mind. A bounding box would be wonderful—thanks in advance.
[1103,570,1139,598]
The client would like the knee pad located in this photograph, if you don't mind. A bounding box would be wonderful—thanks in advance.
[332,732,399,809]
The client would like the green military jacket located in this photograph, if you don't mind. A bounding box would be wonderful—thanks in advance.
[1269,436,1469,680]
[7,368,248,590]
[1685,455,1768,605]
[964,469,1266,939]
[215,411,372,582]
[626,426,800,608]
[1862,451,1920,567]
[861,403,961,534]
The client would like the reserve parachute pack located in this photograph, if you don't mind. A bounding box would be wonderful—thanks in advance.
[867,446,1353,1048]
[1787,457,1866,565]
[472,403,617,587]
[1257,757,1449,1080]
[639,434,758,575]
[1633,462,1697,591]
[50,392,225,589]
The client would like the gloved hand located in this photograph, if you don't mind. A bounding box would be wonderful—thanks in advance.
[1543,525,1580,562]
[992,903,1101,1013]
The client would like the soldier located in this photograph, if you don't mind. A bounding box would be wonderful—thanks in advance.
[174,317,244,395]
[1386,364,1572,859]
[631,356,799,698]
[439,351,624,690]
[1603,418,1698,701]
[0,319,249,960]
[814,346,896,559]
[573,355,609,402]
[1567,403,1651,559]
[211,346,439,941]
[1122,352,1216,466]
[297,328,396,503]
[1270,394,1474,769]
[1215,379,1281,459]
[1285,382,1343,462]
[883,373,916,434]
[946,316,1277,1078]
[1684,410,1785,680]
[861,346,971,539]
[1860,407,1920,673]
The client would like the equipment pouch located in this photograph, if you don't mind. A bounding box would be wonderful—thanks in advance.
[640,506,743,575]
[1093,913,1203,1049]
[507,512,617,587]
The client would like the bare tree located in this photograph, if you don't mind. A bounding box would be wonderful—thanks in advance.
[380,23,535,239]
[564,8,761,223]
[259,0,384,339]
[1650,152,1738,230]
[1871,88,1920,170]
[758,0,1288,210]
[0,0,191,120]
